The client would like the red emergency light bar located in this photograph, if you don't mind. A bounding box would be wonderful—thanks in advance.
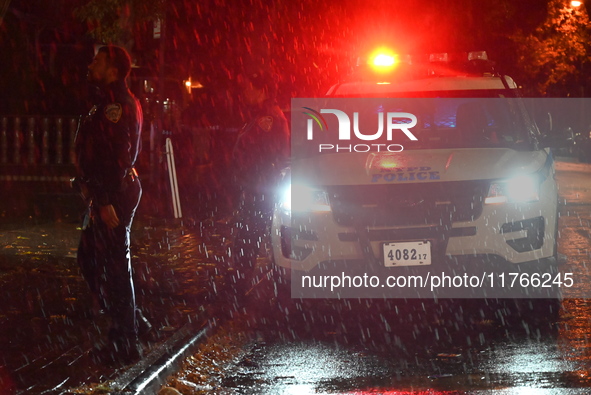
[356,50,496,81]
[362,50,489,67]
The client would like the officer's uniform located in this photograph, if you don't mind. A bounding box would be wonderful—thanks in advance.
[233,101,290,192]
[231,101,290,266]
[74,80,143,351]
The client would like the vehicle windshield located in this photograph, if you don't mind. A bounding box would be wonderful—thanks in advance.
[294,96,537,159]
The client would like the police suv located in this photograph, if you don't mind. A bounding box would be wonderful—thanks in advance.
[271,51,560,297]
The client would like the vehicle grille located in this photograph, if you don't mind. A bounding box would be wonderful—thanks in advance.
[328,181,488,227]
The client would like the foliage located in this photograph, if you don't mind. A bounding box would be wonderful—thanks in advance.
[5,0,591,116]
[73,0,591,98]
[74,0,164,45]
[513,0,591,96]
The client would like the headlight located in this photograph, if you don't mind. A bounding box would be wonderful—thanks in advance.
[279,184,331,213]
[485,174,540,204]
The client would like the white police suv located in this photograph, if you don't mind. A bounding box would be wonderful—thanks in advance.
[271,51,560,298]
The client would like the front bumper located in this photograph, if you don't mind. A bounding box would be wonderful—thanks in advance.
[271,183,558,273]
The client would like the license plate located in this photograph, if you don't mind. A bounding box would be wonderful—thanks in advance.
[383,241,431,267]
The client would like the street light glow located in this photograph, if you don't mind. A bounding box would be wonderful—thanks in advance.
[571,0,583,8]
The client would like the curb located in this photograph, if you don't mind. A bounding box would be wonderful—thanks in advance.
[111,322,212,394]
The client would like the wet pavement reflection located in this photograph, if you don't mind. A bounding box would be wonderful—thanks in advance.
[1,162,591,393]
[175,285,591,392]
[0,211,235,393]
[161,164,591,394]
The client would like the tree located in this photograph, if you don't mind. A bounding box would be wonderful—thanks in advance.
[74,0,164,47]
[513,0,591,96]
[0,0,93,114]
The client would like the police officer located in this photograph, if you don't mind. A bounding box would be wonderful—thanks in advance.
[233,69,290,193]
[73,45,144,364]
[230,68,290,276]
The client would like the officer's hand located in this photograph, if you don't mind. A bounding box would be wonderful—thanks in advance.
[100,204,120,229]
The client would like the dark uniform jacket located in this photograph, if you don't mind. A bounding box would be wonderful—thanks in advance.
[75,81,142,206]
[233,101,290,191]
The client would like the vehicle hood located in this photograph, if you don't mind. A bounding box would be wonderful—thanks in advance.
[292,148,550,186]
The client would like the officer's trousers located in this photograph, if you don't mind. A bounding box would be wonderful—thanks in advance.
[77,176,142,340]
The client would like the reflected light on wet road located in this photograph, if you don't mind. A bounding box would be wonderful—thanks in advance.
[560,299,591,365]
[494,342,575,373]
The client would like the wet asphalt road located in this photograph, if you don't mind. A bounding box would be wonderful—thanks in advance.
[0,208,230,393]
[1,160,591,393]
[161,160,591,394]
